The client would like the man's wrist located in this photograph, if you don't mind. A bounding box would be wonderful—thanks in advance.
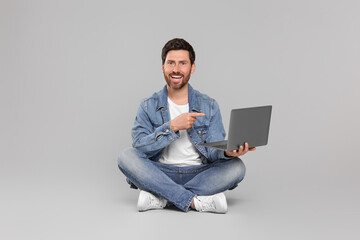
[170,120,178,133]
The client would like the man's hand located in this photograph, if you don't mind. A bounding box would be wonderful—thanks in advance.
[170,112,205,132]
[225,142,256,157]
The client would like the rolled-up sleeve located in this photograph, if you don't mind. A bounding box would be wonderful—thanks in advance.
[132,101,179,158]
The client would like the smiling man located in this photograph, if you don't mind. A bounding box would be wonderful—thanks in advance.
[117,38,255,213]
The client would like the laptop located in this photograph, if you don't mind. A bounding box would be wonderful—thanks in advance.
[198,105,272,151]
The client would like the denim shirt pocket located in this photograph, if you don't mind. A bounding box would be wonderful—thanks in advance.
[193,125,209,142]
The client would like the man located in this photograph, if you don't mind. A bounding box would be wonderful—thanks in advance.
[118,38,255,213]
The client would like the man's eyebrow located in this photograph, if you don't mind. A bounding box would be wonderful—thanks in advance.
[166,59,189,63]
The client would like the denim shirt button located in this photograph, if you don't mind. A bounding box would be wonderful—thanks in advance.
[166,128,169,133]
[198,130,201,134]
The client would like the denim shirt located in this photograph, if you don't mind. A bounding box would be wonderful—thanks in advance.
[132,84,231,164]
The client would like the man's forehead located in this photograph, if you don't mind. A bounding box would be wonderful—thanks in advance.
[165,50,190,61]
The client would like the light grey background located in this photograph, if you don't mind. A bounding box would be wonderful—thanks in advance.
[1,0,359,239]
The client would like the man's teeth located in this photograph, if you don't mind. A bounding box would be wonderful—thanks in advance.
[171,75,182,78]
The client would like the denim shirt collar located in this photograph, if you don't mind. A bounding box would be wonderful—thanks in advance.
[156,84,201,113]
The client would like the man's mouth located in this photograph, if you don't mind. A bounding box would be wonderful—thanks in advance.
[170,74,183,83]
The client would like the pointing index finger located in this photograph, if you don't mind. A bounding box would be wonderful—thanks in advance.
[190,112,205,117]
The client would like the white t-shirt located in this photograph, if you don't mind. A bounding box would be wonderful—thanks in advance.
[158,98,202,166]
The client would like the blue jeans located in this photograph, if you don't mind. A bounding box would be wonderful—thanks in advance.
[117,147,246,212]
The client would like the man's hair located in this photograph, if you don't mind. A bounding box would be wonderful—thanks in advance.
[161,38,196,65]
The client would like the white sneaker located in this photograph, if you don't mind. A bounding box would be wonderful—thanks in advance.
[137,190,167,212]
[193,192,228,213]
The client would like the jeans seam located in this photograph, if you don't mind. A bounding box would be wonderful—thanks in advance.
[182,165,210,174]
[155,166,179,173]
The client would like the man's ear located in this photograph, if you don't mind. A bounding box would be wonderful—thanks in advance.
[162,64,164,73]
[191,62,196,74]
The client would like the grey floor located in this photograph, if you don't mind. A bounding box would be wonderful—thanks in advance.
[1,149,359,240]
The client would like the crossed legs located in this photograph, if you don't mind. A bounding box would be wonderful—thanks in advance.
[118,147,246,212]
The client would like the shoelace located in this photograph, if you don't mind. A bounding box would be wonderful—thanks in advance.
[147,195,165,208]
[198,198,215,211]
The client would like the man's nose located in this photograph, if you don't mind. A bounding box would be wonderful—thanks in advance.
[173,64,180,73]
